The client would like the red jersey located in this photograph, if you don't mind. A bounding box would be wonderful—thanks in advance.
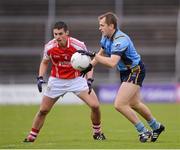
[43,37,87,79]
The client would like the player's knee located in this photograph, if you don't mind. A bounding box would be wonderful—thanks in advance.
[130,104,138,110]
[114,102,125,112]
[130,103,140,111]
[114,104,122,112]
[38,110,49,116]
[90,103,100,110]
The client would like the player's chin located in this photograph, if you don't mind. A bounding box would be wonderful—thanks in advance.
[56,39,61,42]
[56,40,63,44]
[101,32,106,36]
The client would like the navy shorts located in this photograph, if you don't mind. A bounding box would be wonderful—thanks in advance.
[120,61,146,87]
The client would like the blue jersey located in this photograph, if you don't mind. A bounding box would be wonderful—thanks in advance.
[100,29,141,71]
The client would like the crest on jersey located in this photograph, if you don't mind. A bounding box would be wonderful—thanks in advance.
[115,43,121,47]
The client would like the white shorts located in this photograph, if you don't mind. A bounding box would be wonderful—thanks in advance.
[44,76,88,99]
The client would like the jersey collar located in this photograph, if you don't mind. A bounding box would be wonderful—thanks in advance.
[110,28,118,41]
[67,36,70,48]
[56,36,70,49]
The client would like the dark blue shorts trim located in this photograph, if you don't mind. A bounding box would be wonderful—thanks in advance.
[120,61,146,87]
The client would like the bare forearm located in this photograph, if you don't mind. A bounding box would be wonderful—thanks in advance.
[86,67,94,79]
[91,48,104,66]
[38,60,49,77]
[94,55,114,68]
[94,53,121,68]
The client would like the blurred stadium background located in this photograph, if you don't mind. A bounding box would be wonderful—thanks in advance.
[0,0,180,104]
[0,0,180,149]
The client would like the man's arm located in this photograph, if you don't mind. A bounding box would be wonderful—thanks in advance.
[85,48,104,78]
[94,54,121,68]
[84,48,105,94]
[37,59,49,92]
[38,59,50,77]
[91,48,104,66]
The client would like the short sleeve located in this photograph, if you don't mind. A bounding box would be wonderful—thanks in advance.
[43,45,50,60]
[111,37,129,56]
[82,42,87,51]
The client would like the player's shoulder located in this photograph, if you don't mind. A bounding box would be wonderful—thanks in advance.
[70,37,87,50]
[70,37,85,46]
[113,30,129,45]
[113,30,127,40]
[44,39,57,51]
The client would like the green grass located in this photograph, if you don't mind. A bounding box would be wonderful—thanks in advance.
[0,103,180,149]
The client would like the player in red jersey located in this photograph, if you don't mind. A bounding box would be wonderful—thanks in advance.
[24,21,106,142]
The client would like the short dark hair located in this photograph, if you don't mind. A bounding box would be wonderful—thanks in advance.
[53,21,68,32]
[98,12,118,29]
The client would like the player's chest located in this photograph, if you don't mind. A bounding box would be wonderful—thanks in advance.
[49,47,76,61]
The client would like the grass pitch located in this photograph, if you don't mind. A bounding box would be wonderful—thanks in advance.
[0,103,180,149]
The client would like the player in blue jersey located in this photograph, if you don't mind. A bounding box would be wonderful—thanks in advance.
[78,12,165,142]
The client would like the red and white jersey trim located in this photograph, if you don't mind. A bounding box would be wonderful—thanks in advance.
[43,39,58,60]
[70,37,87,51]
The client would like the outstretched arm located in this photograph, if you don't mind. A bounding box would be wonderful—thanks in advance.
[94,54,121,68]
[90,48,104,66]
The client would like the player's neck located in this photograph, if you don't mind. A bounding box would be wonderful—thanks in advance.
[109,29,116,39]
[58,41,67,48]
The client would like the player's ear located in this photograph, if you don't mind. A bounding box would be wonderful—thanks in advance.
[66,30,69,35]
[109,24,114,30]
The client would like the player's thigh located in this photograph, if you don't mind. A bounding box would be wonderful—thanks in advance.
[77,89,100,108]
[114,82,139,106]
[39,95,58,112]
[129,89,141,107]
